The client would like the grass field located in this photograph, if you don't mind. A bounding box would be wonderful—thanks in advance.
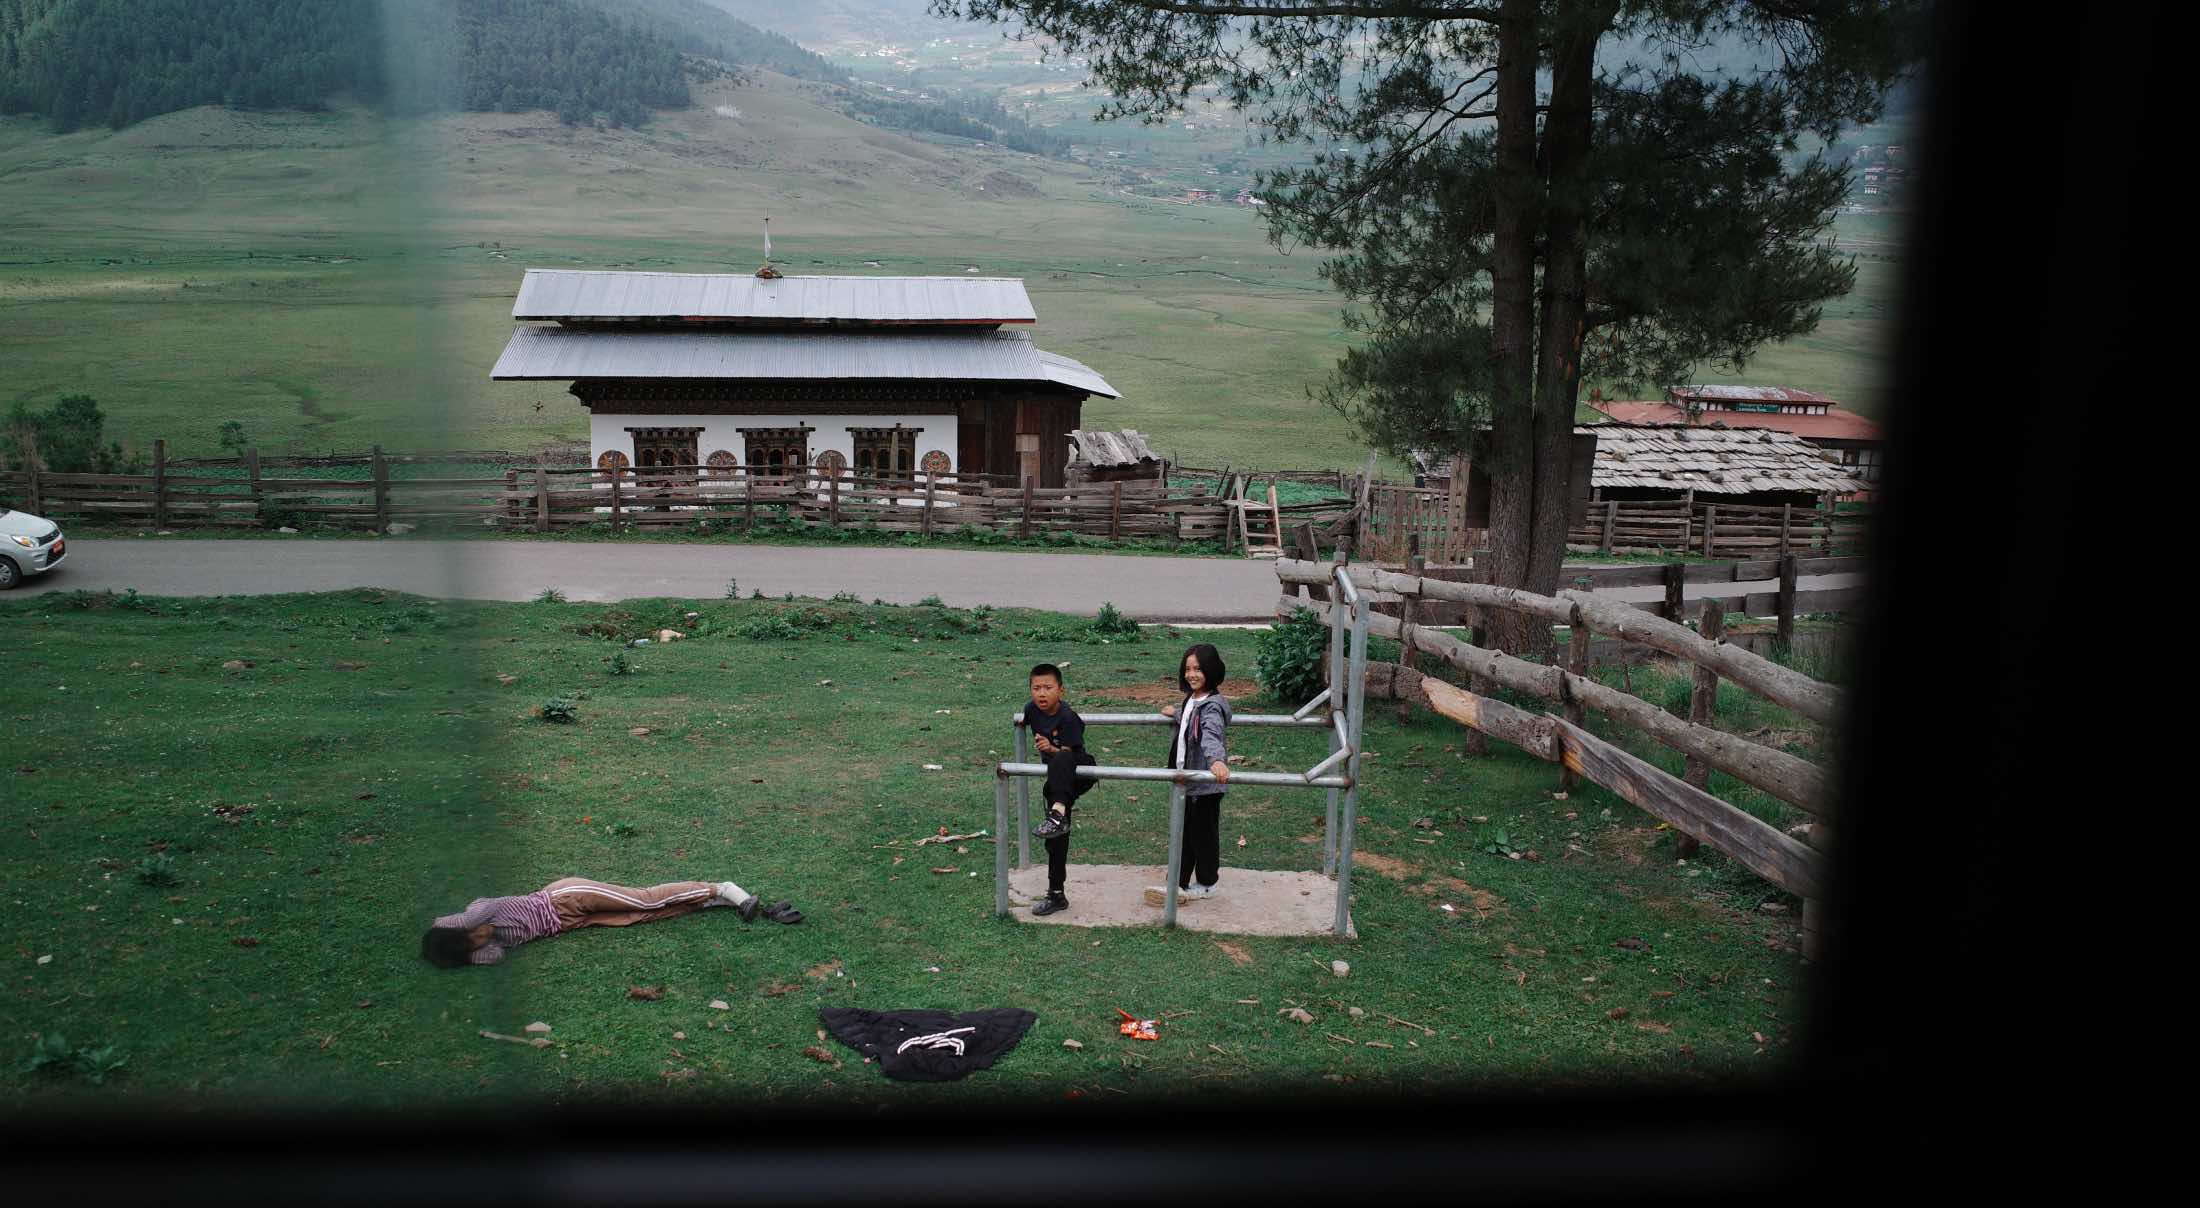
[0,68,1903,474]
[3,588,1812,1106]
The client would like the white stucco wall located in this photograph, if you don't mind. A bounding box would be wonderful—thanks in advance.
[588,412,958,472]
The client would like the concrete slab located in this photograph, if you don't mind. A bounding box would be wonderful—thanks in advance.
[1007,863,1355,938]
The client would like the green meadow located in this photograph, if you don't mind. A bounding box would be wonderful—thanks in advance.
[2,70,1902,471]
[2,589,1812,1105]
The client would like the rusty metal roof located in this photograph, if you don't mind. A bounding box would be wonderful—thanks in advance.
[512,270,1037,325]
[1592,400,1885,442]
[1067,429,1160,467]
[490,325,1119,397]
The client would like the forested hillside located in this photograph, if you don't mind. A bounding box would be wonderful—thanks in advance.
[0,0,694,131]
[570,0,847,83]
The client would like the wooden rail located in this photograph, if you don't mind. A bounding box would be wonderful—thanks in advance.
[1275,557,1839,956]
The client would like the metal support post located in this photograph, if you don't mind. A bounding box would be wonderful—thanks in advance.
[1334,588,1371,937]
[1014,720,1032,870]
[994,775,1010,917]
[1164,784,1186,928]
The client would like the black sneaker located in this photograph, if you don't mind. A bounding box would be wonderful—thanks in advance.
[1032,807,1071,839]
[1032,893,1069,916]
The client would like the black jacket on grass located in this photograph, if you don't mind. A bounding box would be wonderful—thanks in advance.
[818,1007,1037,1082]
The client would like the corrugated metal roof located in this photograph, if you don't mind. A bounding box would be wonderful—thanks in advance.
[1668,384,1839,405]
[1068,429,1160,467]
[512,270,1037,325]
[1578,423,1865,495]
[490,326,1119,397]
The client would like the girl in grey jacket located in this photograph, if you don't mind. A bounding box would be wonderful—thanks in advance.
[1161,643,1233,898]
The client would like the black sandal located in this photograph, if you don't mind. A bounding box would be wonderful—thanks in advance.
[763,900,803,924]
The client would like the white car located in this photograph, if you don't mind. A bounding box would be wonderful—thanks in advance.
[0,508,66,589]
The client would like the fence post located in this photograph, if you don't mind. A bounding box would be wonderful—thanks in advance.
[1776,553,1799,650]
[828,470,840,528]
[503,469,518,526]
[152,438,168,529]
[372,445,390,533]
[1701,502,1716,558]
[1560,604,1591,792]
[1779,502,1792,555]
[609,465,624,532]
[533,457,550,533]
[1601,499,1617,555]
[243,447,261,527]
[744,470,755,533]
[1662,561,1686,623]
[1679,488,1692,554]
[1020,476,1034,540]
[1014,720,1031,870]
[1109,479,1122,542]
[923,473,936,539]
[1396,548,1423,723]
[1677,600,1724,859]
[1817,490,1834,553]
[17,429,40,515]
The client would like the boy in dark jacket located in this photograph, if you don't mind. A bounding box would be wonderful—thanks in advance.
[1023,662,1096,916]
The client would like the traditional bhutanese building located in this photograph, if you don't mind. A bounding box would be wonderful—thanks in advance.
[1591,385,1886,485]
[489,270,1119,488]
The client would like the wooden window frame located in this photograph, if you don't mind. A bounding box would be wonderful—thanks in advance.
[737,425,813,483]
[848,425,923,483]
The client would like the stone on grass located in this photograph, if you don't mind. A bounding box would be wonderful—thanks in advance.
[524,1022,551,1035]
[1331,960,1350,978]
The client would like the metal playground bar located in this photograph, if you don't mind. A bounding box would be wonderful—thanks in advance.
[994,563,1372,936]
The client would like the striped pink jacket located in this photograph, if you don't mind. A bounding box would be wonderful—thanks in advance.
[433,890,561,965]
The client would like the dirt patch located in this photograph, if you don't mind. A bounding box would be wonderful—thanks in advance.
[760,980,802,997]
[1085,681,1185,708]
[1350,851,1419,881]
[1597,826,1662,867]
[1405,875,1503,916]
[1213,940,1253,966]
[804,959,842,980]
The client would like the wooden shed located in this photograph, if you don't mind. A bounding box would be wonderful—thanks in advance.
[490,270,1119,488]
[1065,428,1164,485]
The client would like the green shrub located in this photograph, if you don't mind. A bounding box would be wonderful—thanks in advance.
[19,1034,127,1084]
[608,652,631,676]
[533,587,566,605]
[135,851,178,887]
[1256,606,1328,706]
[536,697,577,723]
[1091,601,1140,640]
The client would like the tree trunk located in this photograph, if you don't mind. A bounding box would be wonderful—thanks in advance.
[1519,0,1613,661]
[1481,0,1543,657]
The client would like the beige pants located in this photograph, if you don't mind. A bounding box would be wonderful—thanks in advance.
[542,877,720,932]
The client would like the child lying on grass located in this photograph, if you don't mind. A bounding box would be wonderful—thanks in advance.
[421,876,798,967]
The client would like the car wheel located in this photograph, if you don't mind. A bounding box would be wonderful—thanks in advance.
[0,557,19,590]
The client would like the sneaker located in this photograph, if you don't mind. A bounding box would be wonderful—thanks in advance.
[1032,806,1071,839]
[1032,893,1069,916]
[1144,884,1202,907]
[1186,882,1217,900]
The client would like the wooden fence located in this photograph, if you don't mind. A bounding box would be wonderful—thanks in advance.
[0,445,1230,542]
[1364,479,1477,563]
[1276,557,1839,959]
[1570,496,1868,558]
[495,463,1226,541]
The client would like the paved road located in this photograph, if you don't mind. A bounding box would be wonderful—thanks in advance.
[9,538,1862,622]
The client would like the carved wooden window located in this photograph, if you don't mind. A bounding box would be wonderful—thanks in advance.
[705,449,739,478]
[625,427,701,489]
[849,425,922,481]
[739,426,812,482]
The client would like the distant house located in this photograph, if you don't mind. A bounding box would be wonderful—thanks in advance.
[490,270,1119,489]
[1578,422,1866,506]
[1590,385,1886,485]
